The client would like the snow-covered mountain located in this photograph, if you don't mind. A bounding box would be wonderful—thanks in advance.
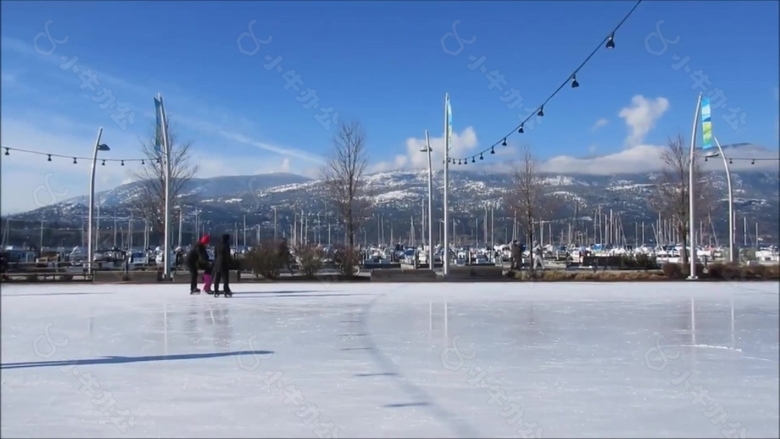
[6,143,779,244]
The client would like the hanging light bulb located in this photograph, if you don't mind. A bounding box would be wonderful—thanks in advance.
[537,106,544,117]
[4,148,9,156]
[480,153,484,160]
[73,157,77,164]
[518,124,524,134]
[47,154,52,162]
[102,159,106,166]
[121,160,125,166]
[156,158,161,164]
[464,158,468,165]
[704,156,708,162]
[457,159,461,165]
[729,159,733,164]
[472,156,475,163]
[571,74,579,88]
[502,138,507,146]
[490,146,495,154]
[141,159,145,165]
[606,32,615,49]
[751,159,755,165]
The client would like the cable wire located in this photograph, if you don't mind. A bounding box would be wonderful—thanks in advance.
[450,0,644,163]
[2,146,151,165]
[712,157,780,163]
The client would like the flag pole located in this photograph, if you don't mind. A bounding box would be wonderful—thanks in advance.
[158,93,172,281]
[442,93,450,277]
[687,93,702,280]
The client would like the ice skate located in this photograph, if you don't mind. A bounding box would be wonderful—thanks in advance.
[190,288,201,294]
[202,274,213,294]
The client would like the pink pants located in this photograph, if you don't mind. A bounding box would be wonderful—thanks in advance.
[203,274,213,292]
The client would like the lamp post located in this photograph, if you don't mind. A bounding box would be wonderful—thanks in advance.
[316,211,322,245]
[87,127,110,274]
[272,206,278,243]
[421,130,435,270]
[300,209,305,247]
[707,137,735,263]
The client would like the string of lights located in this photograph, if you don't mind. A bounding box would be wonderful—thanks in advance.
[706,156,780,164]
[449,0,644,164]
[2,146,153,166]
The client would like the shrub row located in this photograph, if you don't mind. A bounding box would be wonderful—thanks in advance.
[662,262,780,281]
[505,263,779,282]
[243,242,361,280]
[507,270,667,281]
[618,253,659,270]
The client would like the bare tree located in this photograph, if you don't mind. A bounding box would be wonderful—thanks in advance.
[507,146,557,276]
[321,120,371,249]
[649,134,712,265]
[133,123,198,238]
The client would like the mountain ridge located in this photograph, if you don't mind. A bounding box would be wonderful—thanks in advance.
[4,143,778,245]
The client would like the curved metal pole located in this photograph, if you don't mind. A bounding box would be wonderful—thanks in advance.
[158,95,172,280]
[442,94,450,276]
[712,137,735,263]
[424,130,434,271]
[687,94,702,280]
[87,127,104,275]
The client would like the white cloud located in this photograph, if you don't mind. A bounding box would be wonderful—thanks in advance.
[591,118,609,131]
[540,144,665,175]
[618,95,670,147]
[1,72,17,84]
[1,35,320,170]
[0,114,306,214]
[216,130,323,165]
[539,142,779,175]
[1,36,149,96]
[369,126,516,174]
[0,33,334,214]
[194,155,295,178]
[0,117,139,214]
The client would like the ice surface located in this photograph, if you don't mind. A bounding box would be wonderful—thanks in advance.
[1,282,778,438]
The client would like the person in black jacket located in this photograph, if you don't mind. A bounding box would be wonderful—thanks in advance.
[278,238,294,274]
[213,233,233,297]
[510,240,521,270]
[186,235,211,294]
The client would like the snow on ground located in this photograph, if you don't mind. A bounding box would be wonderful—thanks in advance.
[1,282,778,438]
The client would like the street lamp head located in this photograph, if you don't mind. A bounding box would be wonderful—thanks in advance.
[704,152,720,159]
[97,144,110,151]
[420,145,430,153]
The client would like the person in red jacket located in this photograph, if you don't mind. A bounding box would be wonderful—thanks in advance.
[186,235,210,294]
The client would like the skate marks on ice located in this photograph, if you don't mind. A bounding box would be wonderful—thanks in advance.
[643,333,751,437]
[341,291,482,439]
[641,294,776,439]
[227,289,371,299]
[2,291,118,298]
[440,335,544,438]
[2,321,147,434]
[234,318,343,437]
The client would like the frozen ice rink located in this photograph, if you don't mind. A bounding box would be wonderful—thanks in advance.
[1,282,778,438]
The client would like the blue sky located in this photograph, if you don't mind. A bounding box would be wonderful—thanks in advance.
[1,1,778,213]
